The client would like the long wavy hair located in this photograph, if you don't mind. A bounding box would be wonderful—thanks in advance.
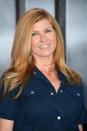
[1,8,82,99]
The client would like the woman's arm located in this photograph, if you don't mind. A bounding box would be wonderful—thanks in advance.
[79,124,83,131]
[0,118,14,131]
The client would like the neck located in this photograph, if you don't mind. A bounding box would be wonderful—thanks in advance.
[34,56,54,72]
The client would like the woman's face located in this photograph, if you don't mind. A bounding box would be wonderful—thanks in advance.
[31,19,56,59]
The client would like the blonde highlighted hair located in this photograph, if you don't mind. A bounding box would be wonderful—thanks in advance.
[1,8,82,99]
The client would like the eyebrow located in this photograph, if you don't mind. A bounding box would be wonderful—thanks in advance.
[32,27,53,32]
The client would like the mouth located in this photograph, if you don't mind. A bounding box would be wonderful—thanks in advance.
[39,44,50,49]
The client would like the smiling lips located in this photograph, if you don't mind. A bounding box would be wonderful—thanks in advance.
[39,44,50,49]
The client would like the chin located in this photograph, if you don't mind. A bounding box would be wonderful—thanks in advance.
[38,53,53,57]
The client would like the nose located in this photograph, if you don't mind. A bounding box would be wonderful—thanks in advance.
[40,33,47,42]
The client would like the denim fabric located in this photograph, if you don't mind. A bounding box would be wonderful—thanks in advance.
[0,67,87,131]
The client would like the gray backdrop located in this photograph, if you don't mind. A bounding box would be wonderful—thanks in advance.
[66,0,87,109]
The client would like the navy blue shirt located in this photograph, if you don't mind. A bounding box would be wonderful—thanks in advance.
[0,67,87,131]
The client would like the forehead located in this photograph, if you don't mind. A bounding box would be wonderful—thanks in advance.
[32,19,53,30]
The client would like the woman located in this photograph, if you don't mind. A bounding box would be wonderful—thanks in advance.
[0,8,87,131]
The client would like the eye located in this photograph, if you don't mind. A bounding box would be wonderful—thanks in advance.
[32,32,39,36]
[45,29,52,33]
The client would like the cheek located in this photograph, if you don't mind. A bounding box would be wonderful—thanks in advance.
[51,35,57,47]
[52,37,57,52]
[31,39,39,53]
[31,37,40,46]
[54,37,57,44]
[49,32,56,43]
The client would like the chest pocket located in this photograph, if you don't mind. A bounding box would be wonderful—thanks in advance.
[19,87,50,120]
[65,84,82,98]
[63,86,82,121]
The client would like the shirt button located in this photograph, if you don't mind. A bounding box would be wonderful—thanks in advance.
[77,93,80,96]
[50,92,54,95]
[30,91,35,94]
[57,116,61,120]
[34,71,36,74]
[60,90,63,93]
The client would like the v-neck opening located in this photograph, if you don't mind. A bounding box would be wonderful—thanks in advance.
[34,66,63,94]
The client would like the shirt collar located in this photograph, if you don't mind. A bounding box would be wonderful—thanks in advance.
[33,66,67,83]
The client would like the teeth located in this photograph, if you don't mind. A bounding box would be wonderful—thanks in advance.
[39,44,49,48]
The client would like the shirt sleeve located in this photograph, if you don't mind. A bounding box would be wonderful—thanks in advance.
[0,76,19,120]
[78,83,87,124]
